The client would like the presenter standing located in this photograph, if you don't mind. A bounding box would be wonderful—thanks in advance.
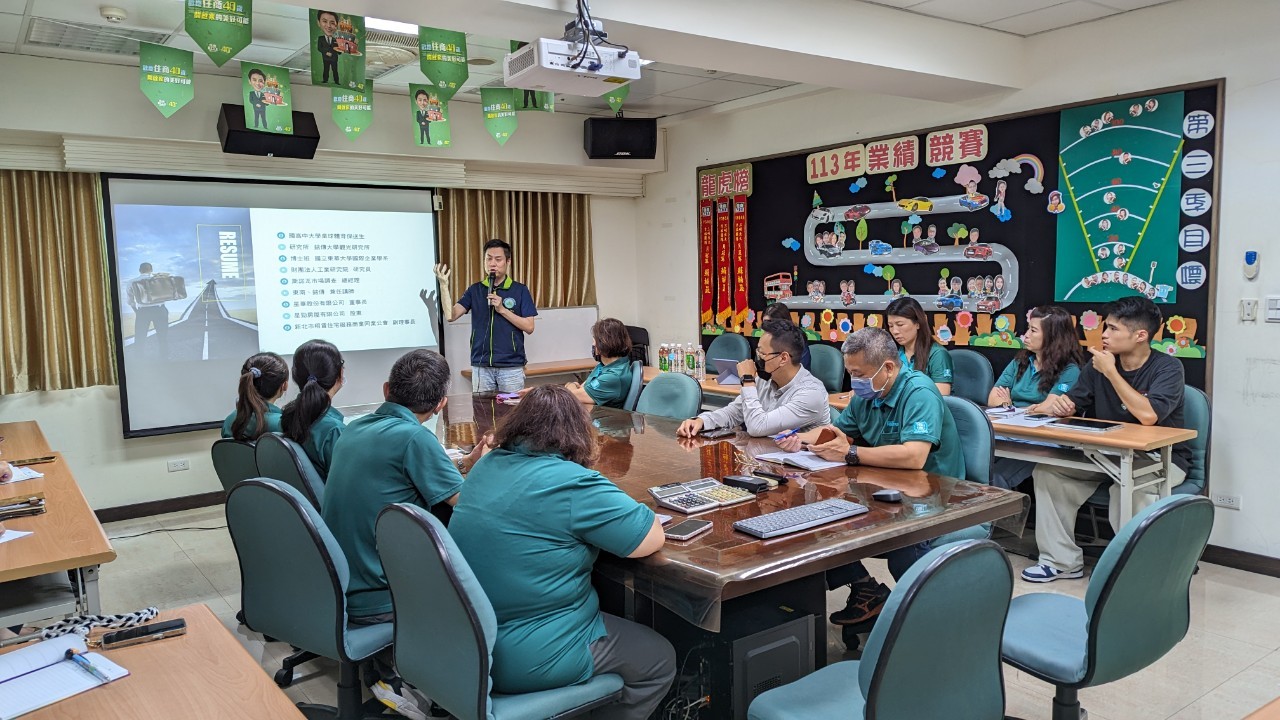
[425,239,537,393]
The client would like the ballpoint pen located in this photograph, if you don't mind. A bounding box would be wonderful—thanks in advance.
[771,429,799,441]
[66,648,110,683]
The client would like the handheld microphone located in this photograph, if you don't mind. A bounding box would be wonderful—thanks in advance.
[488,271,496,288]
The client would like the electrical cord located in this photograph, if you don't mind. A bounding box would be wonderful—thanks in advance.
[109,525,228,540]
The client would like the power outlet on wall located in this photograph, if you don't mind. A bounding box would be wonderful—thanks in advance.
[1211,492,1242,511]
[166,459,190,473]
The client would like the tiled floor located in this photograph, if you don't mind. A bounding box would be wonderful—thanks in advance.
[96,506,1280,720]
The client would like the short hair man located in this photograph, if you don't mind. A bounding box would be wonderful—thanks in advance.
[247,68,268,128]
[677,320,830,438]
[1022,296,1190,583]
[760,303,812,370]
[314,10,342,85]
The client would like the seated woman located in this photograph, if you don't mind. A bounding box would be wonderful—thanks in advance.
[281,339,346,477]
[222,352,289,441]
[760,302,811,370]
[987,305,1083,489]
[449,385,674,720]
[566,318,635,409]
[885,297,952,395]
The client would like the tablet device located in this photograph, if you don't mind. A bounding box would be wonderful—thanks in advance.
[1052,417,1123,432]
[713,358,741,385]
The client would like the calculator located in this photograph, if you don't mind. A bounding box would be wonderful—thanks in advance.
[648,478,755,514]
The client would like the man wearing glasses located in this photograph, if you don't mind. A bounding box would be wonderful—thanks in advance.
[677,320,830,438]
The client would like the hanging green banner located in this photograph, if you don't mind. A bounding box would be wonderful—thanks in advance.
[604,84,630,113]
[332,81,373,140]
[481,88,518,146]
[509,41,554,112]
[410,84,451,148]
[309,9,365,90]
[185,0,252,67]
[418,28,468,103]
[242,62,293,135]
[138,42,194,118]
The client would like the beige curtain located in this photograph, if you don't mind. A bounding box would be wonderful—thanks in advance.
[439,189,596,308]
[0,171,116,394]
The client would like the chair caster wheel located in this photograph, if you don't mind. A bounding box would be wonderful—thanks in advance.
[275,668,294,687]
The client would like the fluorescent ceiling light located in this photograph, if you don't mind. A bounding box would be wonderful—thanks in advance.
[366,17,418,34]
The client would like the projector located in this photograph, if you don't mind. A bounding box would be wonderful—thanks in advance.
[504,38,641,97]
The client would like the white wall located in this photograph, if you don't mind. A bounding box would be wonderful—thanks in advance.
[590,196,640,325]
[636,0,1280,558]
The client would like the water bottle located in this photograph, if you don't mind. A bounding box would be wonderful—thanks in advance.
[694,345,706,381]
[658,343,669,372]
[685,344,696,375]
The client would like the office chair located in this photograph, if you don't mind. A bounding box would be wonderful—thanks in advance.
[376,503,622,720]
[622,360,644,412]
[749,540,1013,720]
[226,479,393,720]
[808,344,845,393]
[1002,494,1214,720]
[211,439,258,495]
[948,348,995,407]
[635,372,703,420]
[256,433,325,510]
[625,325,650,366]
[706,333,751,363]
[929,395,996,546]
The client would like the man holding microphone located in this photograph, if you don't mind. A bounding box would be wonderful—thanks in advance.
[425,239,537,393]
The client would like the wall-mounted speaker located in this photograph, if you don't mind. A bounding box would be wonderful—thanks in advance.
[216,103,321,159]
[583,117,657,159]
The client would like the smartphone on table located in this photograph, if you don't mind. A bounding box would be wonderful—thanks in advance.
[100,619,188,650]
[663,519,713,541]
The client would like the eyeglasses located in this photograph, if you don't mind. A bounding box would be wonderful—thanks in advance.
[755,350,782,362]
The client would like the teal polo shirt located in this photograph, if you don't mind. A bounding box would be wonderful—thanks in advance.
[583,358,634,409]
[221,403,282,440]
[995,359,1081,407]
[834,367,966,479]
[321,402,465,617]
[900,344,953,387]
[449,447,655,694]
[301,406,346,478]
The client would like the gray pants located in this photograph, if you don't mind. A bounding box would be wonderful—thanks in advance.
[471,366,526,393]
[588,613,676,720]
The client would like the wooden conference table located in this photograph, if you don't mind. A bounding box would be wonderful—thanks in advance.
[0,421,115,636]
[461,358,597,381]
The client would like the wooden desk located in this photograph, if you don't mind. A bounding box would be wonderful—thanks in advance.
[460,358,597,381]
[641,367,851,410]
[2,604,305,719]
[0,420,53,460]
[1248,697,1280,719]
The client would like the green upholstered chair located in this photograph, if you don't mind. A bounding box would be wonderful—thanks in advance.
[927,395,996,547]
[256,433,326,510]
[948,348,994,407]
[1002,494,1214,720]
[375,503,623,720]
[623,360,645,412]
[749,540,1013,720]
[211,439,258,495]
[706,333,751,363]
[808,344,845,393]
[636,372,703,420]
[226,479,393,719]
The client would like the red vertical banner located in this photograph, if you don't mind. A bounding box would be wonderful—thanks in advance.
[715,198,732,329]
[731,194,749,333]
[698,199,715,328]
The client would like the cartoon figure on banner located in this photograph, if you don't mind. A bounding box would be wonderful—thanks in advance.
[990,180,1011,221]
[966,277,979,297]
[764,272,793,301]
[1046,190,1066,214]
[955,165,989,210]
[840,280,855,307]
[835,223,847,253]
[888,278,907,298]
[247,68,269,128]
[937,278,949,295]
[949,277,963,296]
[994,275,1007,298]
[1103,191,1117,204]
[807,280,826,302]
[415,89,444,145]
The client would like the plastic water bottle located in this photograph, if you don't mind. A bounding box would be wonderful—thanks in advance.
[694,345,706,381]
[658,343,669,372]
[684,344,695,375]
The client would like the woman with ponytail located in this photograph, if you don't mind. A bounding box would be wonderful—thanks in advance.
[281,339,346,477]
[222,352,290,441]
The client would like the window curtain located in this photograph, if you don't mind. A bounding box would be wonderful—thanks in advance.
[0,171,116,394]
[438,189,596,308]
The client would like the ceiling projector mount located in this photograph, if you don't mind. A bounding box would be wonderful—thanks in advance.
[504,0,643,98]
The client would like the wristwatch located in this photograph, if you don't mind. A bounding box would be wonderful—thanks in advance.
[740,374,756,384]
[844,445,861,466]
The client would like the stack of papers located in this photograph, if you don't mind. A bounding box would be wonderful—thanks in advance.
[0,635,129,717]
[754,451,845,471]
[984,408,1060,428]
[1,466,43,484]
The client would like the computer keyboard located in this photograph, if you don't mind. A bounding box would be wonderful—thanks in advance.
[733,498,869,539]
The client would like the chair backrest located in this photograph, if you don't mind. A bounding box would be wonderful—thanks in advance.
[377,503,496,720]
[859,540,1013,719]
[808,343,845,393]
[211,439,258,495]
[1083,494,1214,686]
[942,395,994,486]
[255,433,325,509]
[636,372,703,420]
[623,360,645,412]
[225,478,349,662]
[948,349,994,406]
[706,333,751,363]
[1177,385,1210,494]
[626,325,650,366]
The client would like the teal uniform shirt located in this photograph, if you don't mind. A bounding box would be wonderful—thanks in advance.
[221,403,282,440]
[449,447,655,694]
[900,344,953,387]
[834,367,966,479]
[301,406,346,478]
[583,357,634,409]
[321,402,465,617]
[995,359,1081,407]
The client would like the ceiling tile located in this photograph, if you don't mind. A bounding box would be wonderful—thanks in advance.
[256,1,310,20]
[1091,0,1174,9]
[244,10,310,49]
[622,95,712,115]
[29,0,180,32]
[664,79,776,103]
[859,0,931,7]
[987,0,1117,34]
[0,0,24,14]
[722,73,792,88]
[469,35,517,52]
[908,0,1068,24]
[624,70,709,97]
[0,12,19,44]
[646,62,730,79]
[364,64,424,85]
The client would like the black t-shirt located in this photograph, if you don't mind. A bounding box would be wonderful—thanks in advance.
[1067,351,1192,472]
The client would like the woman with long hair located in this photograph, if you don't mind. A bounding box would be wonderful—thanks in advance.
[281,339,346,477]
[565,318,634,408]
[449,385,673,720]
[222,352,289,441]
[885,296,952,394]
[988,305,1085,489]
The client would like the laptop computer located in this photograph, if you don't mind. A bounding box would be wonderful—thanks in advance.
[714,358,742,385]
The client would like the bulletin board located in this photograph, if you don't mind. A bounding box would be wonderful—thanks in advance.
[696,81,1222,389]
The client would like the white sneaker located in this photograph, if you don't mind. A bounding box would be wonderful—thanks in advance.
[1021,563,1085,583]
[372,679,431,720]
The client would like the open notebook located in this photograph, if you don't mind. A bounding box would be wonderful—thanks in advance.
[754,451,844,471]
[0,635,129,718]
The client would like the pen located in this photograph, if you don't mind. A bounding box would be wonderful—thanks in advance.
[66,648,110,683]
[772,429,799,441]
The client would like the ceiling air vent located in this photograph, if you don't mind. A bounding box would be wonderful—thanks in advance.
[26,17,170,55]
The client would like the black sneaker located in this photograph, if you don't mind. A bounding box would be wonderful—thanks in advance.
[830,579,890,625]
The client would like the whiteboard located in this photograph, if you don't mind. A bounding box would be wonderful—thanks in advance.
[443,306,599,392]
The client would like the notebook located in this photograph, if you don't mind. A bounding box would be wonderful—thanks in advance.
[0,635,129,718]
[754,451,845,471]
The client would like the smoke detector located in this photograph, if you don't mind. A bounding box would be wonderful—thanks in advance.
[99,6,128,23]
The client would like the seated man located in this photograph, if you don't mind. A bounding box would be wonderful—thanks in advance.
[759,302,811,370]
[677,320,830,438]
[778,327,964,625]
[1023,296,1190,583]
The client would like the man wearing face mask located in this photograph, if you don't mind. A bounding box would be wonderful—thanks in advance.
[676,320,829,438]
[776,327,964,627]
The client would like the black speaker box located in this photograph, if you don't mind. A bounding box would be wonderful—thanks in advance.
[217,103,321,159]
[583,117,657,159]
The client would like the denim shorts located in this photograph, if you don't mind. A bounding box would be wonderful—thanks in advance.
[471,366,525,393]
